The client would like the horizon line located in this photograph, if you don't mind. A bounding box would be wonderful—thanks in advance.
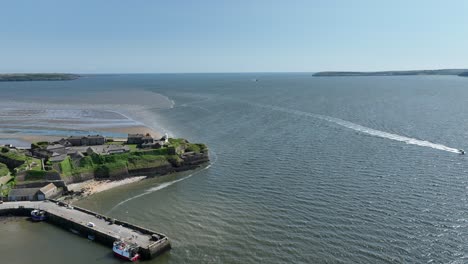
[2,68,468,75]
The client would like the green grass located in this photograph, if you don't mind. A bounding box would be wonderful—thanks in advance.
[24,170,46,181]
[59,157,73,177]
[168,138,187,148]
[42,138,208,178]
[0,163,9,176]
[126,144,138,152]
[0,177,14,196]
[26,157,42,171]
[70,150,174,176]
[0,150,27,162]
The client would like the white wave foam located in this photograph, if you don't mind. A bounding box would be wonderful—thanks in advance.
[252,102,460,154]
[107,150,217,213]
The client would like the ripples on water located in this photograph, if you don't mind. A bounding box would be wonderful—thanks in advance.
[3,74,468,263]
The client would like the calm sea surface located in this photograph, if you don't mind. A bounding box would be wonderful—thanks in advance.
[2,74,468,263]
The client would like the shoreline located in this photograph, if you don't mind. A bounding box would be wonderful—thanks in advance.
[0,125,161,146]
[64,176,147,201]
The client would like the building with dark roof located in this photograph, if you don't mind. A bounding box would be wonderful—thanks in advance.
[67,135,105,146]
[128,133,155,147]
[8,183,59,201]
[127,134,145,144]
[8,187,40,201]
[46,144,67,154]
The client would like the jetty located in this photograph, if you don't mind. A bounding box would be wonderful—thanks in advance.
[0,200,171,260]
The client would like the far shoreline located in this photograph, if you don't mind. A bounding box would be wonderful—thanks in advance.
[0,125,161,147]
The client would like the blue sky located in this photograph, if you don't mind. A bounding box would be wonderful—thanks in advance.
[1,0,468,73]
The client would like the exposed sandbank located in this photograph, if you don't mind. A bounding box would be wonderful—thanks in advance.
[0,125,160,146]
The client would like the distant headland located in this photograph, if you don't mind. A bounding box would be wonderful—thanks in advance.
[313,69,468,77]
[0,73,80,82]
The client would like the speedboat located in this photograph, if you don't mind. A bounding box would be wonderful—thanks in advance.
[459,149,465,155]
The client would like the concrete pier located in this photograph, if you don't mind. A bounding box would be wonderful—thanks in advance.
[0,200,171,260]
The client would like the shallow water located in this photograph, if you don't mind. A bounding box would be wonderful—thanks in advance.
[3,74,468,263]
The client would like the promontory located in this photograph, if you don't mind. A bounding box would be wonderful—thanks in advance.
[313,69,468,77]
[0,73,80,81]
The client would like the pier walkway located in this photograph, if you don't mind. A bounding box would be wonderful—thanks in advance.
[0,200,171,259]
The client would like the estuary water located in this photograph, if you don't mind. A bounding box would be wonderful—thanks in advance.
[2,74,468,263]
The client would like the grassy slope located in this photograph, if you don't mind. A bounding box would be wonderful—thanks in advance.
[0,163,9,177]
[67,139,206,177]
[0,149,27,162]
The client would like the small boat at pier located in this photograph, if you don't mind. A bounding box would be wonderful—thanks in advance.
[30,209,46,221]
[113,240,140,262]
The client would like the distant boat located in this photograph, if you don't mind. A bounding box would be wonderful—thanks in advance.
[113,240,140,262]
[459,149,465,155]
[30,209,46,221]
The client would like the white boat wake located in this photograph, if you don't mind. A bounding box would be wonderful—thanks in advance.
[107,150,217,213]
[251,102,460,154]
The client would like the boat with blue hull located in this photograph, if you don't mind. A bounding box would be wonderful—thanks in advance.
[30,209,46,221]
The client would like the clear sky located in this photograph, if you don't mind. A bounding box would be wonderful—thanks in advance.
[1,0,468,73]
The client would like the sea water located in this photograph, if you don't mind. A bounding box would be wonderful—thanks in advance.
[2,73,468,263]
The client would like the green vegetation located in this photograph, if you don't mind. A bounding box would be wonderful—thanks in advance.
[0,73,80,82]
[1,137,208,184]
[0,150,27,162]
[31,141,49,149]
[0,175,14,197]
[24,170,47,181]
[59,157,73,177]
[62,142,200,177]
[126,144,138,152]
[26,157,42,171]
[71,150,172,177]
[0,163,9,176]
[168,138,187,147]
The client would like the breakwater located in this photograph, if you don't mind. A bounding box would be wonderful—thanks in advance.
[0,200,171,260]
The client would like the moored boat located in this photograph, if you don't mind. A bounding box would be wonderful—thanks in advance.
[30,209,46,221]
[113,240,140,262]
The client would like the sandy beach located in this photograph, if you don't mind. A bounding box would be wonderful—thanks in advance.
[100,125,162,139]
[66,176,147,198]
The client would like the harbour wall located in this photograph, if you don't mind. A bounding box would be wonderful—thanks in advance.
[0,201,171,260]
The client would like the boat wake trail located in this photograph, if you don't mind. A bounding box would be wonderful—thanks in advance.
[251,102,460,154]
[320,115,459,153]
[107,150,218,214]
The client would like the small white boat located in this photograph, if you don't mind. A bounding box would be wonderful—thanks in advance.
[113,240,140,262]
[459,149,465,155]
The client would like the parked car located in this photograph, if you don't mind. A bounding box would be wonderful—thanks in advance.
[87,222,96,227]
